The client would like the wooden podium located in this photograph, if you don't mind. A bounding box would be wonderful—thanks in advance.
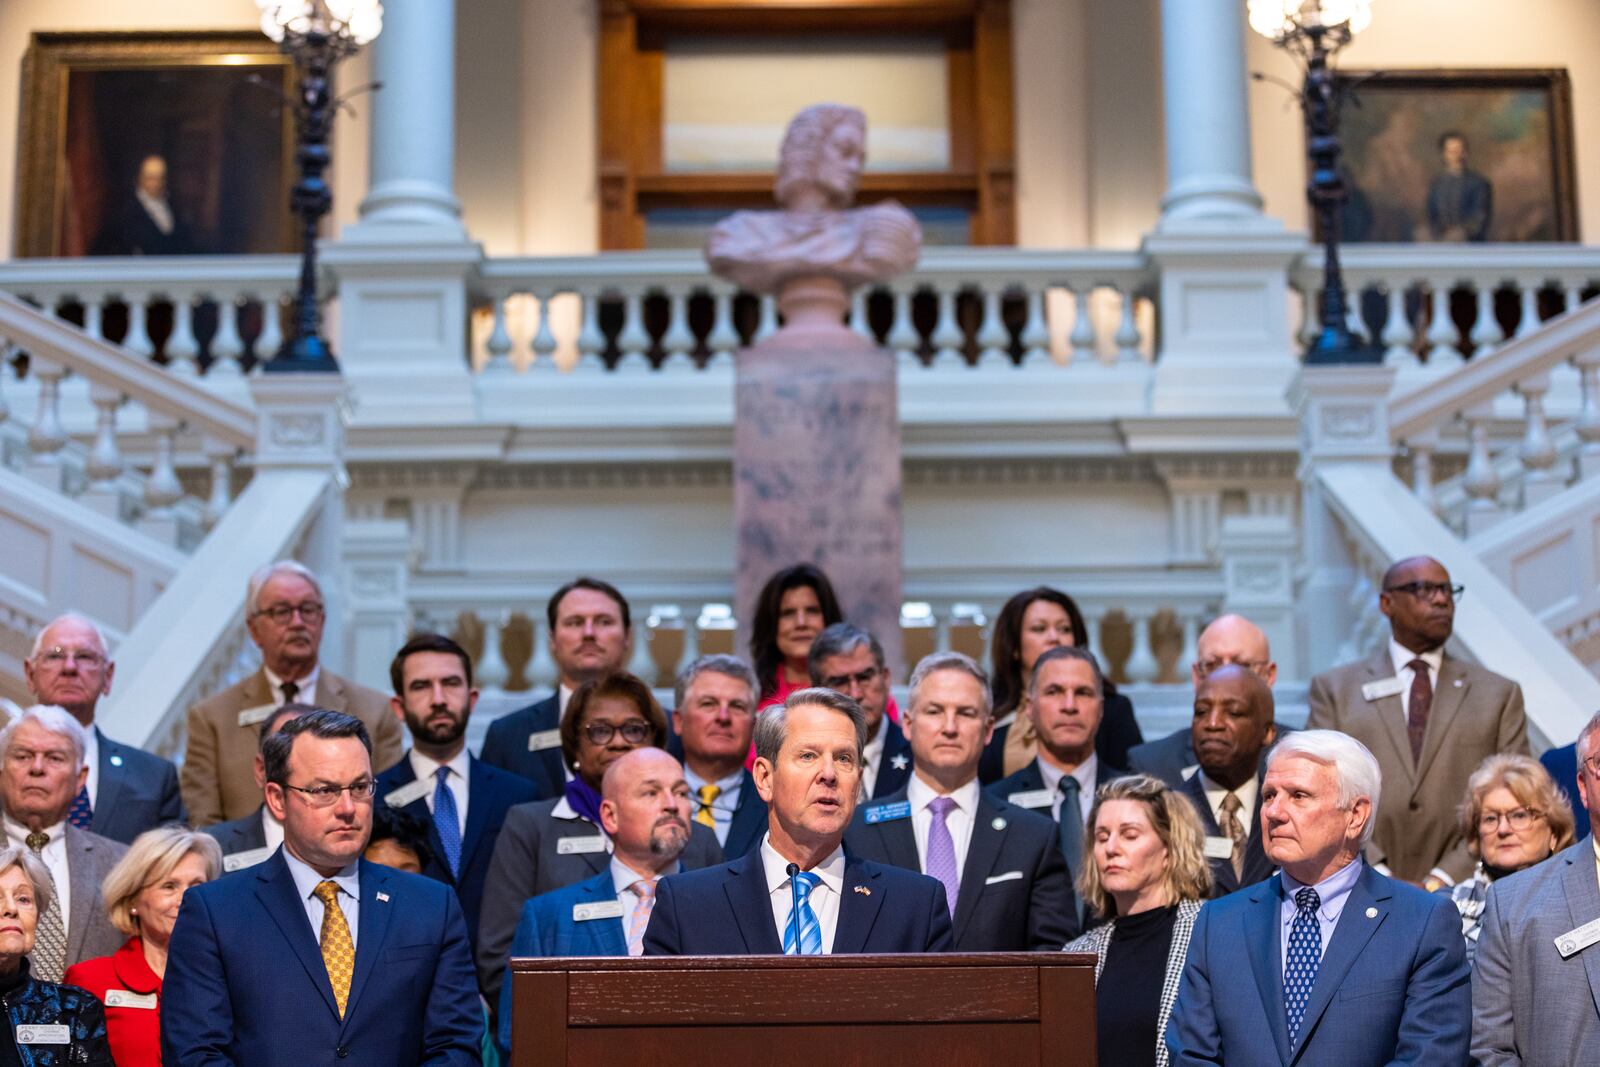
[510,952,1098,1065]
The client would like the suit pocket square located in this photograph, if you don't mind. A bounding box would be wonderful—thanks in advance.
[984,871,1024,885]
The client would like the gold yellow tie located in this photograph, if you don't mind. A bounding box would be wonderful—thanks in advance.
[313,880,354,1017]
[696,784,721,828]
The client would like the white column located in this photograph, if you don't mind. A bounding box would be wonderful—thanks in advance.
[355,0,464,235]
[1156,0,1267,229]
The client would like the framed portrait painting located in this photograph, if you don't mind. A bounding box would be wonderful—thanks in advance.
[1331,68,1577,244]
[16,31,297,259]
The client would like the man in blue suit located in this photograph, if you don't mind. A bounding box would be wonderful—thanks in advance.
[673,654,767,857]
[644,688,953,955]
[1166,729,1470,1067]
[25,614,185,843]
[162,710,481,1066]
[480,577,632,796]
[498,746,696,1053]
[375,634,538,950]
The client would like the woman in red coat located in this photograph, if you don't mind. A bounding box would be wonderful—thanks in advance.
[65,826,221,1067]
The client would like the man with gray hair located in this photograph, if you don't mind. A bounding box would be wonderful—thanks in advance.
[644,687,952,954]
[846,652,1077,950]
[0,705,127,979]
[1167,729,1470,1065]
[24,612,183,843]
[671,654,767,857]
[181,560,403,826]
[1471,710,1600,1062]
[808,622,912,800]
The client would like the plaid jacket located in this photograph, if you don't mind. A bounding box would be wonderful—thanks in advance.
[1441,862,1493,966]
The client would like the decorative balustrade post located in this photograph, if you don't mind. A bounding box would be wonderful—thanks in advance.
[122,294,154,359]
[1575,348,1600,481]
[1425,280,1463,366]
[1381,282,1418,368]
[1461,404,1505,536]
[1469,282,1503,356]
[476,612,510,691]
[24,357,69,490]
[615,291,652,372]
[886,284,920,369]
[1406,430,1440,517]
[706,287,740,369]
[976,285,1010,368]
[1515,372,1563,506]
[203,442,236,529]
[660,287,696,372]
[1069,286,1097,366]
[675,610,702,677]
[483,291,514,375]
[527,616,559,690]
[627,617,658,684]
[575,289,606,372]
[208,295,246,381]
[930,285,964,368]
[165,294,200,376]
[1019,286,1051,367]
[84,384,125,489]
[1123,610,1159,684]
[531,291,560,372]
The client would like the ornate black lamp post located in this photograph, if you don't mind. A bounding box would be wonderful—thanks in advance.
[257,1,383,373]
[1251,0,1375,364]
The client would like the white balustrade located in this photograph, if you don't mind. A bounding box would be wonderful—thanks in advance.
[477,611,510,690]
[627,615,658,684]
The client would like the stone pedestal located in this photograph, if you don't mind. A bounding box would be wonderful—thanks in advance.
[733,308,906,679]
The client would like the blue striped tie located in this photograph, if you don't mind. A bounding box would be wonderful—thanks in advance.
[432,767,462,878]
[782,871,823,955]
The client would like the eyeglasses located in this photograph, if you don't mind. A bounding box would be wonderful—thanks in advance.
[1477,807,1544,834]
[35,648,105,670]
[820,666,882,689]
[254,602,325,624]
[583,720,651,746]
[281,779,376,806]
[1193,658,1270,678]
[1582,754,1600,779]
[1382,582,1464,603]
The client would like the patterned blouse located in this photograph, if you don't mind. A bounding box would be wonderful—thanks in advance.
[1441,863,1494,966]
[0,958,113,1065]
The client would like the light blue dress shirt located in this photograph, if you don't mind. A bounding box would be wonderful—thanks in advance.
[1278,857,1363,973]
[283,846,361,952]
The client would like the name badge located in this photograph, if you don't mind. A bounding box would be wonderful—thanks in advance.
[237,704,277,728]
[528,729,562,752]
[1008,788,1053,810]
[556,835,608,855]
[384,779,432,809]
[573,900,626,922]
[1361,677,1407,702]
[864,801,911,824]
[104,990,158,1010]
[16,1025,70,1045]
[1203,836,1236,860]
[223,846,274,873]
[1555,916,1600,959]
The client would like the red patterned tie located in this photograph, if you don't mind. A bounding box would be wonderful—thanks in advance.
[1406,659,1432,764]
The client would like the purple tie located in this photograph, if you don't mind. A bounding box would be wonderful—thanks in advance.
[926,796,960,917]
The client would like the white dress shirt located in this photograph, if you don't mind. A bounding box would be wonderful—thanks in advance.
[263,664,320,707]
[907,774,980,877]
[135,189,175,234]
[1035,753,1098,827]
[557,686,575,783]
[1387,639,1443,721]
[760,836,845,954]
[260,807,285,853]
[283,846,360,952]
[683,765,743,847]
[609,856,661,957]
[1199,771,1259,832]
[83,727,100,809]
[4,817,69,935]
[860,716,889,799]
[406,747,471,835]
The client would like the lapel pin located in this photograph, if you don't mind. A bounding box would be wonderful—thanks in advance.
[891,754,909,771]
[109,755,123,767]
[991,817,1007,831]
[377,892,390,903]
[853,885,871,896]
[1453,679,1463,688]
[1365,907,1377,918]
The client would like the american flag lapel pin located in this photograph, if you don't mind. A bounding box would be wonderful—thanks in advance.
[377,891,391,903]
[853,885,871,896]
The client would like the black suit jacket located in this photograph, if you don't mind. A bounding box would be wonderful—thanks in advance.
[978,687,1143,785]
[870,726,914,799]
[479,694,563,797]
[1125,726,1197,789]
[1177,771,1274,897]
[846,785,1078,950]
[643,852,953,955]
[203,807,269,863]
[721,768,768,860]
[375,754,540,949]
[91,728,185,844]
[986,757,1125,814]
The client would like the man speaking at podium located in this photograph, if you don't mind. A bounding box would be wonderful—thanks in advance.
[644,688,953,955]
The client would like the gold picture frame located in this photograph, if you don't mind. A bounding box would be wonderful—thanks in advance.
[16,31,297,258]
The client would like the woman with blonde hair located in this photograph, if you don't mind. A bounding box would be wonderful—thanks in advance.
[1443,752,1574,964]
[65,826,221,1067]
[1064,774,1212,1067]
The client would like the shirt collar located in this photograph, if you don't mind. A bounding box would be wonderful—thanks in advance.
[1199,771,1259,820]
[1388,639,1443,677]
[760,835,846,897]
[407,747,470,785]
[2,816,66,850]
[683,764,745,794]
[263,664,320,703]
[862,715,889,758]
[1035,752,1097,795]
[906,772,981,816]
[282,844,360,904]
[610,854,668,896]
[1280,856,1364,923]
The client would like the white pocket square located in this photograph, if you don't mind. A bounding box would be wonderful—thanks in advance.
[985,870,1024,885]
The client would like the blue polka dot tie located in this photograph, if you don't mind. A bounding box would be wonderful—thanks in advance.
[782,872,823,955]
[1284,886,1322,1046]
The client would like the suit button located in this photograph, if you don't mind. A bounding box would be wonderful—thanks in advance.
[336,1048,349,1059]
[1409,801,1420,811]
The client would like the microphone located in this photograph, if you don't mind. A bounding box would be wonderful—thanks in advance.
[786,862,802,954]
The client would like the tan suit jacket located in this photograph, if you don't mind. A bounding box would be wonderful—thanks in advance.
[1306,648,1527,884]
[181,667,403,826]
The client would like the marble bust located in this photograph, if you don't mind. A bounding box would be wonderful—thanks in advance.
[705,105,921,321]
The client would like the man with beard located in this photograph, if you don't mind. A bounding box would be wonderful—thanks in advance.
[496,747,695,1055]
[374,633,537,949]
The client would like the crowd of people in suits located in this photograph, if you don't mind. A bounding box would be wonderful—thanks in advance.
[0,552,1590,1065]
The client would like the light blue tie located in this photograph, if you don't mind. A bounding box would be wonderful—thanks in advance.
[782,871,823,955]
[432,767,462,879]
[1284,886,1322,1046]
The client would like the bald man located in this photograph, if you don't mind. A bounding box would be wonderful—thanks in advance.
[1308,555,1527,888]
[1127,614,1277,788]
[1183,666,1277,896]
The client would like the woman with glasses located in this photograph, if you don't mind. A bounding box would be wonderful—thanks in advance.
[1442,752,1574,964]
[65,826,221,1067]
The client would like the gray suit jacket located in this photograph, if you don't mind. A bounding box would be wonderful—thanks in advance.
[51,827,129,972]
[475,795,725,1003]
[1472,841,1600,1063]
[1306,648,1527,882]
[182,667,404,826]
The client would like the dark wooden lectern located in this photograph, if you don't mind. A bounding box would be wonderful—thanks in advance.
[510,952,1098,1066]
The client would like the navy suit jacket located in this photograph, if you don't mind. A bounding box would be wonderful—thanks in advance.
[202,807,269,865]
[479,694,562,797]
[161,850,481,1067]
[1539,742,1586,835]
[846,786,1078,950]
[375,753,539,948]
[1178,771,1275,897]
[722,768,769,859]
[871,726,913,799]
[92,727,185,844]
[642,851,953,955]
[986,757,1124,814]
[1166,863,1470,1067]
